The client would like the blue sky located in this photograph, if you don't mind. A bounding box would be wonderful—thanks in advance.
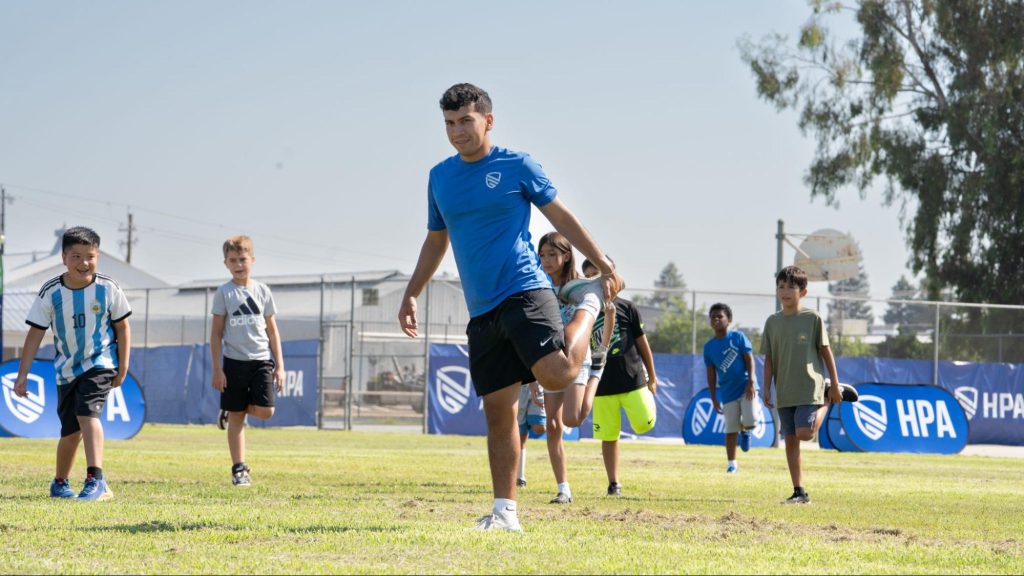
[0,1,914,322]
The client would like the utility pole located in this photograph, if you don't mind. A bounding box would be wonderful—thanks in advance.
[120,211,137,263]
[1,185,6,257]
[775,219,784,312]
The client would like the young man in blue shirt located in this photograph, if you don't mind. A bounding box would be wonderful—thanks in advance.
[399,83,622,531]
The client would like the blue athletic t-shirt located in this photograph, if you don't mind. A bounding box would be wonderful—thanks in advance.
[427,146,556,317]
[702,330,757,404]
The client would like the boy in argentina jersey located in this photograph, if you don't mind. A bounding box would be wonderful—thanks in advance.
[210,235,285,488]
[13,226,131,501]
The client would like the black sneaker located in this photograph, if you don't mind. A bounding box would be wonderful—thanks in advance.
[840,383,859,402]
[783,490,810,504]
[549,492,573,504]
[217,409,229,430]
[231,464,251,487]
[516,478,527,488]
[607,482,622,496]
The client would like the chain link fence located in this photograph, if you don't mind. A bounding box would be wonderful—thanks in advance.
[5,279,1021,430]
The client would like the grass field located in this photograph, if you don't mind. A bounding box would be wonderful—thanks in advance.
[1,425,1022,574]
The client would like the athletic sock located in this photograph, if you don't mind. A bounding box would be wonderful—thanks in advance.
[518,448,527,482]
[232,462,247,474]
[86,466,103,480]
[728,460,737,468]
[794,486,807,495]
[494,498,517,516]
[557,481,571,497]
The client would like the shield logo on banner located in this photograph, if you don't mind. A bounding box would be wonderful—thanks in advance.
[691,398,714,436]
[436,366,473,415]
[1,372,46,424]
[954,386,978,421]
[852,395,887,441]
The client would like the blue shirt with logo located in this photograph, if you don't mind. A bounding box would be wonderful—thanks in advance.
[427,146,557,317]
[703,330,757,404]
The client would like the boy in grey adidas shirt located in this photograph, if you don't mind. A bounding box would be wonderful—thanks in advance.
[210,235,285,487]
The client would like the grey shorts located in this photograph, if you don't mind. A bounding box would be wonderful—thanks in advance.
[777,404,824,437]
[722,395,763,434]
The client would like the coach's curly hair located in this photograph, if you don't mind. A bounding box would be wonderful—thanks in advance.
[439,83,492,114]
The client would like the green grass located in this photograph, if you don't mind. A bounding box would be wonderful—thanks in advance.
[1,425,1022,574]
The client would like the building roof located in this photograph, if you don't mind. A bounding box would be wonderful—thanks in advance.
[5,250,171,290]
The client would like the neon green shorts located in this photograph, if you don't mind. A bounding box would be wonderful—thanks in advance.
[592,386,657,441]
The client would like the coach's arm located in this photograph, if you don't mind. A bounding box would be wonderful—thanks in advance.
[399,229,449,338]
[539,197,623,302]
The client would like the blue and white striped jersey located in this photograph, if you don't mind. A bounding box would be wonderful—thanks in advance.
[26,274,132,385]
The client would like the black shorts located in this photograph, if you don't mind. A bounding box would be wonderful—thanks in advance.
[467,289,564,397]
[221,357,276,412]
[57,367,116,437]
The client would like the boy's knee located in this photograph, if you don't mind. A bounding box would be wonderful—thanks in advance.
[795,428,815,441]
[248,406,274,420]
[546,419,563,435]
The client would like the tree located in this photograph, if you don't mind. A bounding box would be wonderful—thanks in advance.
[636,262,714,354]
[740,1,1024,307]
[636,262,687,310]
[827,265,874,331]
[883,275,932,329]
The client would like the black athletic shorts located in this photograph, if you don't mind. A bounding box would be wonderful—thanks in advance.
[467,289,564,397]
[57,367,116,437]
[221,357,276,412]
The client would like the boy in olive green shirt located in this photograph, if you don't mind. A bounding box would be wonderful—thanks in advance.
[761,266,842,504]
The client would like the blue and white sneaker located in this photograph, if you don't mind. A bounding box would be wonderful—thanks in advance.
[726,462,738,474]
[50,479,76,499]
[558,278,605,306]
[77,475,113,501]
[739,430,751,452]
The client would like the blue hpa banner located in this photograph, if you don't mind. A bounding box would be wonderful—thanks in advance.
[0,359,145,439]
[681,387,775,448]
[428,344,579,440]
[821,383,969,454]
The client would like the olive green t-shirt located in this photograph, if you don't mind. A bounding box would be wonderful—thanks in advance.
[760,308,829,408]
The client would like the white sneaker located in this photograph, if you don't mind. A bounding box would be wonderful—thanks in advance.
[473,509,523,532]
[558,278,605,306]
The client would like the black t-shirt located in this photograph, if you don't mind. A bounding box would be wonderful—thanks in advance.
[594,298,648,396]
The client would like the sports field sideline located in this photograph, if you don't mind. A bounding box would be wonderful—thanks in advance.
[2,425,1022,574]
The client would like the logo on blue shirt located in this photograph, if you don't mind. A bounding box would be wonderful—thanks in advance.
[485,172,501,189]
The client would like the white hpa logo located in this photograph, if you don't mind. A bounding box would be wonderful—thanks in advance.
[692,398,715,436]
[1,372,46,424]
[852,395,888,441]
[485,172,501,189]
[954,386,978,421]
[436,366,473,415]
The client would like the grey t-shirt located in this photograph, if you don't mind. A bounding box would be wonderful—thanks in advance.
[212,280,278,361]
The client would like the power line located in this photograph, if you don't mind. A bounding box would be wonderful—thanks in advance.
[0,180,413,267]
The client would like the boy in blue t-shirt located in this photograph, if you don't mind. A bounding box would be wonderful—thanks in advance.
[12,226,132,501]
[703,303,761,474]
[398,83,623,532]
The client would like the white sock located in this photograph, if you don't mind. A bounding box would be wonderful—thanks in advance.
[518,448,527,481]
[728,460,737,467]
[558,481,571,496]
[494,498,517,516]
